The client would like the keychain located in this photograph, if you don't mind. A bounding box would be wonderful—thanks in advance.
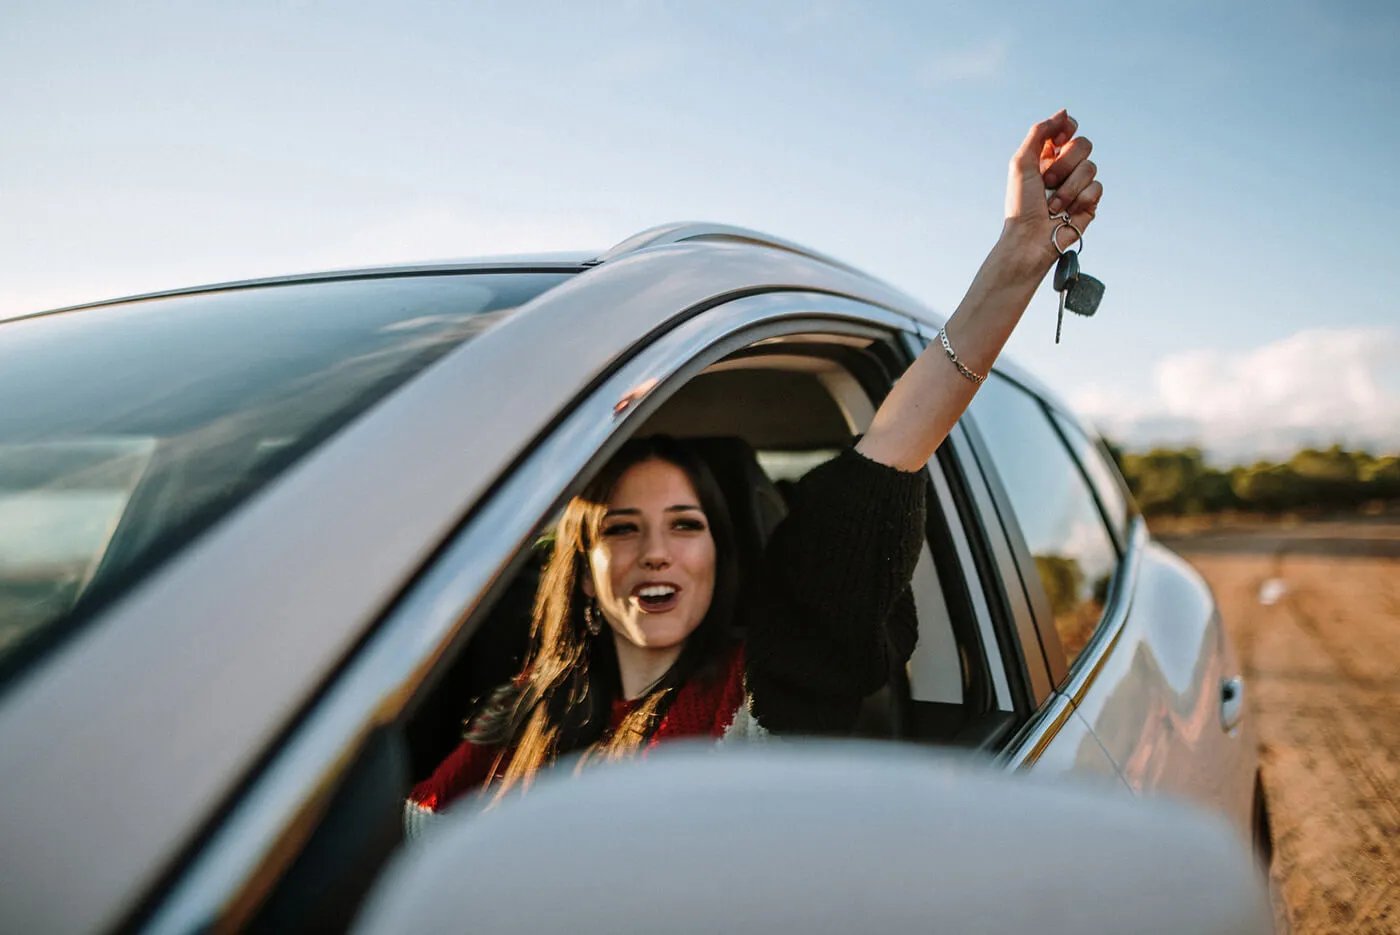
[1049,214,1104,343]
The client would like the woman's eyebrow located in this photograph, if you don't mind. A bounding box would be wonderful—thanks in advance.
[601,504,703,518]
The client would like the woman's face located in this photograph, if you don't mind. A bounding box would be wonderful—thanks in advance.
[584,458,717,652]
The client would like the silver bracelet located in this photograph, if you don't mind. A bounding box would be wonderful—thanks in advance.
[937,327,986,386]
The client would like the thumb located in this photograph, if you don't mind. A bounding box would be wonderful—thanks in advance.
[1012,110,1076,175]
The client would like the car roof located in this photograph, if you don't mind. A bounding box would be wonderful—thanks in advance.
[4,252,596,323]
[12,221,1064,411]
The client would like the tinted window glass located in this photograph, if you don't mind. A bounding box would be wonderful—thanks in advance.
[1051,411,1131,541]
[0,272,570,678]
[969,374,1118,667]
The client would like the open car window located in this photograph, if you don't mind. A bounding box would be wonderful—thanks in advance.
[404,325,997,780]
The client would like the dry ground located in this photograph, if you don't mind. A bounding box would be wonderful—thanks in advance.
[1160,519,1400,934]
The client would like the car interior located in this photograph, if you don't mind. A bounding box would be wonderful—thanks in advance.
[403,334,999,782]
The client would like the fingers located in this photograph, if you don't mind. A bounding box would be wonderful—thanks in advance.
[1043,135,1091,189]
[1007,110,1102,240]
[1012,109,1076,173]
[1047,152,1097,216]
[1067,180,1104,237]
[1049,179,1104,251]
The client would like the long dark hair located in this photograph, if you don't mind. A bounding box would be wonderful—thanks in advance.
[482,436,740,794]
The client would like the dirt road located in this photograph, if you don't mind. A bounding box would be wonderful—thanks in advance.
[1162,520,1400,934]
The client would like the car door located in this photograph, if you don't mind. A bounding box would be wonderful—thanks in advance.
[958,371,1254,825]
[1048,410,1257,824]
[891,336,1127,786]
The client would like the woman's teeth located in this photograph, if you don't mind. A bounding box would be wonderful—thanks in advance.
[635,585,679,610]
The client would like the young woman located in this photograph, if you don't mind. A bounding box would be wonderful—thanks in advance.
[408,110,1101,828]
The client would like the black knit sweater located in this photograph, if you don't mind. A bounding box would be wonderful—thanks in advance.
[743,445,926,734]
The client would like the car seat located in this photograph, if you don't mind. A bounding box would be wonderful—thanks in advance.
[684,436,789,577]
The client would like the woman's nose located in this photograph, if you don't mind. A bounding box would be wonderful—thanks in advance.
[639,530,671,570]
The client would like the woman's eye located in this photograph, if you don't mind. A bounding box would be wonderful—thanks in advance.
[673,518,707,532]
[601,522,638,537]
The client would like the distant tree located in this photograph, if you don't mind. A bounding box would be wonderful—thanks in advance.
[1120,448,1208,515]
[1361,455,1400,500]
[1232,462,1304,513]
[1034,554,1084,616]
[1196,467,1239,512]
[1289,445,1362,510]
[1110,444,1398,516]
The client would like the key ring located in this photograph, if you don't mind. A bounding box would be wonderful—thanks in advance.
[1050,215,1084,256]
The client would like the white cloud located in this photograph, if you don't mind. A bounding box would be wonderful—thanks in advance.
[1074,327,1400,462]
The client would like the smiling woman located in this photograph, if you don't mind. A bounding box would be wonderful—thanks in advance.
[583,455,721,695]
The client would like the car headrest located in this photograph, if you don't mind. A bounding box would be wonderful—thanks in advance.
[684,436,788,577]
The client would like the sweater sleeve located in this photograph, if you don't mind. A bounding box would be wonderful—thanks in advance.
[744,446,926,734]
[407,735,501,815]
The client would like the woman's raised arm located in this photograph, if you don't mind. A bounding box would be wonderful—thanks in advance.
[856,110,1102,472]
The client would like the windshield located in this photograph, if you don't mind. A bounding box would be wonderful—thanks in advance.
[0,272,571,681]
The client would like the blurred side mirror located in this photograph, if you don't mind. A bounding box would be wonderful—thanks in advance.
[354,742,1270,935]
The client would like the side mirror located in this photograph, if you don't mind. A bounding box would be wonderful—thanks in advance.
[354,742,1270,935]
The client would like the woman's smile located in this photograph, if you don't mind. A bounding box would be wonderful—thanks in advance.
[586,458,717,655]
[631,582,682,613]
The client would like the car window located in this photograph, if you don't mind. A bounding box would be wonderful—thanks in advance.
[405,329,997,777]
[0,272,570,681]
[1050,411,1132,542]
[968,374,1119,668]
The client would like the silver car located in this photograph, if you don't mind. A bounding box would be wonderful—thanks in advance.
[0,223,1266,933]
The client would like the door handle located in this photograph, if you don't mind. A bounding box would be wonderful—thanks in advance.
[1220,676,1245,732]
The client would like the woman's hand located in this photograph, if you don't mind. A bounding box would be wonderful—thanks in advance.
[1003,110,1101,276]
[855,110,1105,472]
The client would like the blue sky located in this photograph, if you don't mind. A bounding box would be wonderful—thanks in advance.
[4,1,1398,460]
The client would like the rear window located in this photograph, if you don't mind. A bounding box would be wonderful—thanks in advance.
[0,272,570,681]
[968,374,1120,668]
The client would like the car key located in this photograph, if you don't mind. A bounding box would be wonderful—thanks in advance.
[1053,249,1079,292]
[1065,273,1104,317]
[1052,250,1078,344]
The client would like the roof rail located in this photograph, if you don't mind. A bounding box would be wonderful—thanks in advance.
[592,222,867,277]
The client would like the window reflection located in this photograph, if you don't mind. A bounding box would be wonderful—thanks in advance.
[0,272,571,680]
[1051,411,1131,541]
[969,374,1119,667]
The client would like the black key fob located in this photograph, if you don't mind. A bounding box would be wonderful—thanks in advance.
[1053,251,1080,292]
[1065,274,1104,316]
